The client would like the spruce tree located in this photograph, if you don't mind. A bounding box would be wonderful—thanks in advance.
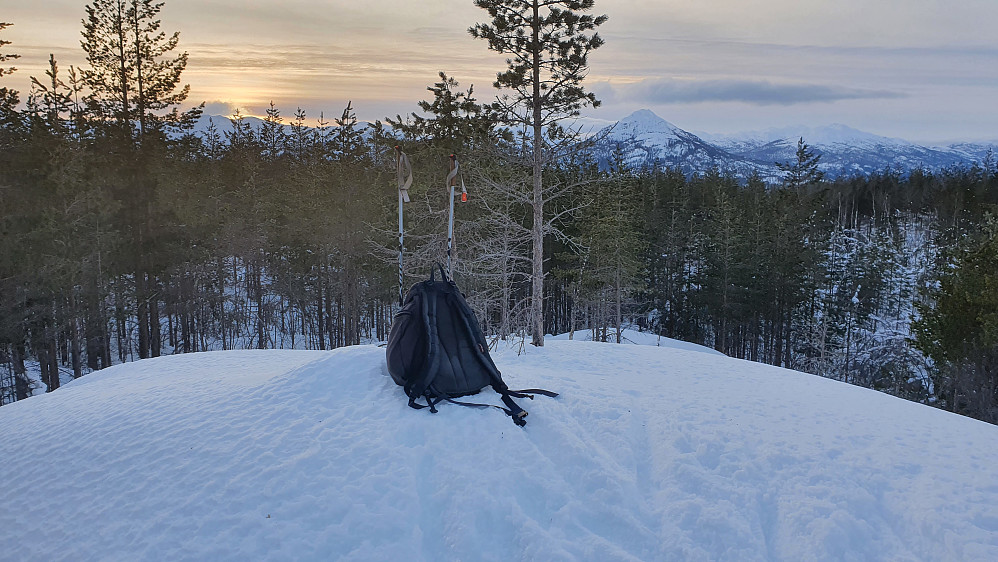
[777,137,825,189]
[259,101,286,161]
[576,149,644,343]
[913,216,998,423]
[470,0,607,346]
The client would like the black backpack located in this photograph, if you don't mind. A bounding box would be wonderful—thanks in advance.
[386,266,556,427]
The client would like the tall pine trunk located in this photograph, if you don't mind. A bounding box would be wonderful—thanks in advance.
[137,268,149,359]
[150,275,161,357]
[530,0,544,347]
[69,292,83,378]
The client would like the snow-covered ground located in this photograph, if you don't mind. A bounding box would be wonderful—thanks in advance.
[1,336,996,561]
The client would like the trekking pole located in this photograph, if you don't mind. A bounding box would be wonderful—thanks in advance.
[446,156,457,278]
[396,147,412,306]
[445,155,467,279]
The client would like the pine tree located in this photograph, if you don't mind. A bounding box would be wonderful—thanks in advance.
[23,53,118,382]
[0,22,30,403]
[332,101,366,162]
[81,0,198,142]
[387,72,495,154]
[259,101,286,161]
[777,137,824,189]
[913,216,998,423]
[28,55,76,133]
[640,166,697,342]
[0,22,16,78]
[0,22,21,140]
[471,0,607,346]
[576,148,644,343]
[701,171,752,355]
[80,0,198,359]
[288,107,314,162]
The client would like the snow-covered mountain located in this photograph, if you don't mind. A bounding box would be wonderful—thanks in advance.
[2,333,996,560]
[192,113,305,138]
[601,110,996,178]
[189,109,995,179]
[944,141,998,164]
[599,109,772,178]
[702,123,973,177]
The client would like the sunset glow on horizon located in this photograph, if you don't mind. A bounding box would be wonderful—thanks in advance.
[4,0,997,142]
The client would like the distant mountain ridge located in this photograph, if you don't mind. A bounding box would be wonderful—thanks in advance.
[191,111,996,179]
[598,109,996,179]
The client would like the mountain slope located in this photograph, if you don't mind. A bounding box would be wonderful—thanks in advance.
[600,110,771,177]
[601,110,994,178]
[191,110,994,179]
[702,124,970,176]
[2,338,996,560]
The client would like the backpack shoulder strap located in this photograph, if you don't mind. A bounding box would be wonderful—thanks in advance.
[444,290,506,390]
[443,290,547,426]
[403,282,441,402]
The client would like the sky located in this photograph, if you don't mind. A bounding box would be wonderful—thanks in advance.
[3,0,998,143]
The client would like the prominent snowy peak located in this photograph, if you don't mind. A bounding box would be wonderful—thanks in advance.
[2,337,996,560]
[616,108,683,134]
[186,109,992,179]
[599,110,768,176]
[611,109,707,146]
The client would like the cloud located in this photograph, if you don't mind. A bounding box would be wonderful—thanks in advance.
[599,78,907,106]
[202,101,239,117]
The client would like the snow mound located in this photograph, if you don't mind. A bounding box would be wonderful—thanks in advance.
[548,328,725,355]
[1,341,997,560]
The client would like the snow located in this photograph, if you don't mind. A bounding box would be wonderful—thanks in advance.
[602,110,769,177]
[616,109,687,137]
[548,328,725,356]
[700,124,914,150]
[605,109,986,177]
[2,337,997,560]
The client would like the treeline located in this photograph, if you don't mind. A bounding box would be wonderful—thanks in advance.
[0,94,406,396]
[2,9,997,424]
[0,9,408,402]
[624,164,996,405]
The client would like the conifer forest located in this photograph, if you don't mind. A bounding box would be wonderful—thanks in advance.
[1,2,997,425]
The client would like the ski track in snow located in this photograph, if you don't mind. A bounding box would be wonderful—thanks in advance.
[1,340,997,561]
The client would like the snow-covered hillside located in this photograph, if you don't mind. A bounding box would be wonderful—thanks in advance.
[600,110,993,178]
[191,109,994,179]
[3,338,996,560]
[701,123,970,177]
[600,110,770,178]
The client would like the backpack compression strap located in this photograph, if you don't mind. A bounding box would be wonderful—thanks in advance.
[408,391,445,414]
[406,384,528,426]
[506,389,560,399]
[435,386,530,427]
